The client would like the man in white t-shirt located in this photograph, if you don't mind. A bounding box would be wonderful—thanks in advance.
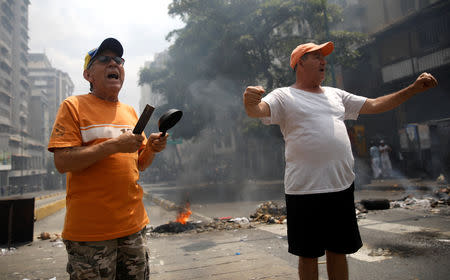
[243,41,437,280]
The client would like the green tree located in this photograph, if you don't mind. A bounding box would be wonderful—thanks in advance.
[139,0,366,140]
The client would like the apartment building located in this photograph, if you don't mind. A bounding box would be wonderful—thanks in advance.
[0,0,36,190]
[28,53,73,189]
[341,0,450,178]
[0,0,74,192]
[139,51,169,114]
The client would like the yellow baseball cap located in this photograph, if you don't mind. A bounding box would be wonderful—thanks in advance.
[84,38,124,70]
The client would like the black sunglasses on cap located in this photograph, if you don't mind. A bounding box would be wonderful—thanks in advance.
[88,56,125,68]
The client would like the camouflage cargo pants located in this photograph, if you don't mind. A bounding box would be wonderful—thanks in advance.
[63,227,149,280]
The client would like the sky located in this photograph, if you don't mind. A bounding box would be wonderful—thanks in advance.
[28,0,184,113]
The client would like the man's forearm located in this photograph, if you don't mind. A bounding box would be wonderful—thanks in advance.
[138,146,155,171]
[361,85,419,114]
[54,139,118,173]
[245,102,270,118]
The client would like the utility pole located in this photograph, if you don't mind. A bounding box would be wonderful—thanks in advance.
[322,0,336,86]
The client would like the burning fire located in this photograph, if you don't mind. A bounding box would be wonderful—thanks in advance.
[175,202,192,224]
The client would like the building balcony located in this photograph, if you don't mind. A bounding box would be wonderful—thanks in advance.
[9,135,21,143]
[0,30,12,46]
[381,47,450,83]
[0,115,11,127]
[8,169,47,178]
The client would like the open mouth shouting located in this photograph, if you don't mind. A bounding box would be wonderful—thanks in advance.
[107,73,119,79]
[106,69,121,82]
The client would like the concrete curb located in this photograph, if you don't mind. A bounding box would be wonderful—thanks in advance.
[144,192,177,211]
[35,192,66,201]
[35,198,66,221]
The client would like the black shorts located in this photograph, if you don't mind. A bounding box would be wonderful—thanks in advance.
[285,183,362,258]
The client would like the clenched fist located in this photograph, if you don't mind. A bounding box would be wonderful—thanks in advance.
[243,86,265,106]
[114,131,145,153]
[243,86,271,118]
[147,132,168,153]
[411,72,438,93]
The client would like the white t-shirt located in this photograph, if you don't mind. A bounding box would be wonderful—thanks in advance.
[261,86,367,195]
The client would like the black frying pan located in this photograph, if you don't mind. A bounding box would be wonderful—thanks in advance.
[158,109,183,136]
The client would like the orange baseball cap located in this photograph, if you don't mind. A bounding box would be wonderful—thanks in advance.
[290,41,334,69]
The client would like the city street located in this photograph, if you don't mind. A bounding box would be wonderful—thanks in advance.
[1,180,449,279]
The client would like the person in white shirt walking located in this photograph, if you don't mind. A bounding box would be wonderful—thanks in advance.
[379,139,393,178]
[369,140,382,179]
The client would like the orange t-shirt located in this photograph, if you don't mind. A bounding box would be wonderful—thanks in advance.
[48,94,149,241]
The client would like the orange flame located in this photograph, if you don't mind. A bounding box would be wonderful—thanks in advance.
[175,202,192,225]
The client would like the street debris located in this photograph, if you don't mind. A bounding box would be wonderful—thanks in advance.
[152,221,197,233]
[250,201,287,224]
[360,199,390,210]
[37,232,62,242]
[355,202,368,219]
[38,232,51,240]
[150,218,255,236]
[150,187,450,236]
[356,186,450,216]
[390,186,450,211]
[436,173,447,184]
[230,217,250,224]
[1,247,16,256]
[52,241,64,248]
[368,248,392,257]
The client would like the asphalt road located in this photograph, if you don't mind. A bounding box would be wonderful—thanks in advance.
[1,181,449,279]
[143,181,450,279]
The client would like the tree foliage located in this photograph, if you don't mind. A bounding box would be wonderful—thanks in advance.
[139,0,367,140]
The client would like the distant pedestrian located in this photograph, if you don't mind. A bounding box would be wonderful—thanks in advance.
[243,41,438,279]
[379,140,393,178]
[369,140,382,179]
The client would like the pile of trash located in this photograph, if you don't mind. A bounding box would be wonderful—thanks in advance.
[0,247,16,256]
[355,186,450,217]
[150,217,254,236]
[250,201,287,224]
[36,232,64,248]
[433,186,450,204]
[391,186,449,210]
[37,232,61,241]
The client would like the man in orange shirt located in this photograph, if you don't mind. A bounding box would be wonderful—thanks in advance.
[48,38,167,279]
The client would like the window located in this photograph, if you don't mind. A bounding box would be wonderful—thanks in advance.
[1,46,8,56]
[1,3,14,21]
[0,61,12,75]
[1,17,13,34]
[0,91,11,106]
[34,80,47,86]
[380,30,410,65]
[417,16,449,51]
